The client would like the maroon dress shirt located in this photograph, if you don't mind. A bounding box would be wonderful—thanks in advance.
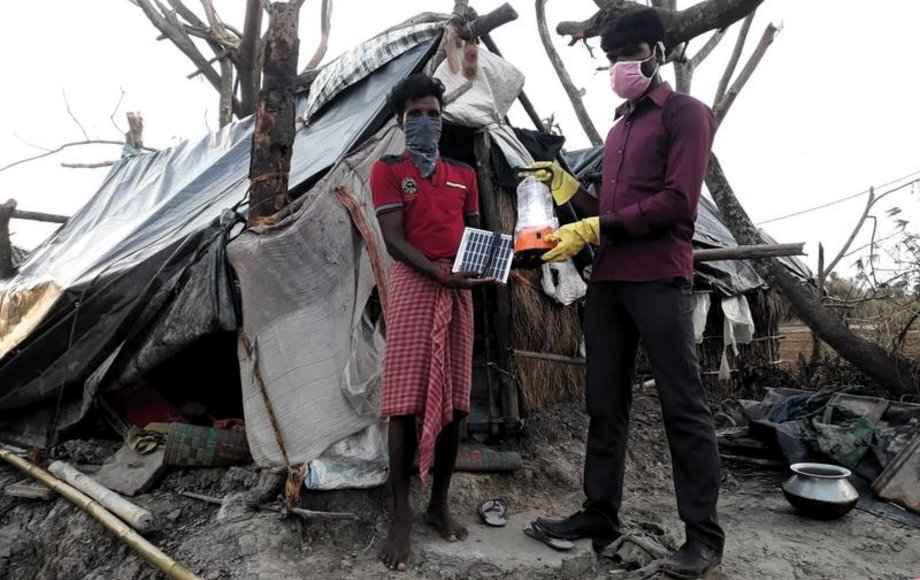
[592,82,716,283]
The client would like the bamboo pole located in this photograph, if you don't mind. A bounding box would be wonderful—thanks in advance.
[48,461,156,533]
[693,242,804,262]
[0,448,201,580]
[513,349,586,365]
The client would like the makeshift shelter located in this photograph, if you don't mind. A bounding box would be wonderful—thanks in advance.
[0,15,808,487]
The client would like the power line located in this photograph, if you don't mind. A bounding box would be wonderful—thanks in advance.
[755,169,920,226]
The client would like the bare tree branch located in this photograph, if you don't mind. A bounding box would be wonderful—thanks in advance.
[61,90,90,142]
[536,0,603,146]
[0,141,133,174]
[714,9,755,105]
[557,0,764,48]
[238,0,264,117]
[690,28,726,68]
[712,22,779,125]
[61,161,118,169]
[109,89,127,136]
[132,0,224,94]
[218,56,234,127]
[304,0,333,70]
[826,188,876,278]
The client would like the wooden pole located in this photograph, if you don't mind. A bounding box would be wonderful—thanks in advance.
[0,448,200,580]
[693,242,804,262]
[247,2,299,226]
[48,461,156,533]
[11,209,69,224]
[513,349,586,365]
[0,199,16,278]
[473,133,520,428]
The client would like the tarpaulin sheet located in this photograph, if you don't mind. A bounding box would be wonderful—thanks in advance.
[0,38,436,447]
[563,146,813,295]
[228,123,400,468]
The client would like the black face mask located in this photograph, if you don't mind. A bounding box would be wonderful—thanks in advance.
[403,116,442,178]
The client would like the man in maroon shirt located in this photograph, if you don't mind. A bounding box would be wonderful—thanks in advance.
[525,9,723,578]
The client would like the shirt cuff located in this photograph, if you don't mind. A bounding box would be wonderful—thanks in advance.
[614,203,652,238]
[375,202,403,216]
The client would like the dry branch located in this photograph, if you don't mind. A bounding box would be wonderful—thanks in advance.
[1,140,131,174]
[304,0,333,70]
[238,0,264,116]
[557,0,764,48]
[713,22,779,125]
[61,161,118,169]
[62,90,90,142]
[536,0,602,146]
[714,9,755,104]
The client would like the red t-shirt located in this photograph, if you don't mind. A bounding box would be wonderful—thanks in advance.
[370,154,479,260]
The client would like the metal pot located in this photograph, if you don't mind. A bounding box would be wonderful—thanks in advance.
[781,462,859,520]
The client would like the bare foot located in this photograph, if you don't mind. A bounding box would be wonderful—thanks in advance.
[425,506,468,542]
[381,515,412,571]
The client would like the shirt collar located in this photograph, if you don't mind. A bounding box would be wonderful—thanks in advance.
[615,81,673,119]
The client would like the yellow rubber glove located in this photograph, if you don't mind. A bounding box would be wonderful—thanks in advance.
[542,217,600,262]
[518,161,580,205]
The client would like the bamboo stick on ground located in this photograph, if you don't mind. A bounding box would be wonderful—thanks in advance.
[48,460,156,533]
[0,448,200,580]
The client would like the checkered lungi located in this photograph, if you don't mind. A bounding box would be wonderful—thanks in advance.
[380,260,473,483]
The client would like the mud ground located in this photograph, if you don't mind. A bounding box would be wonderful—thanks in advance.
[1,387,917,579]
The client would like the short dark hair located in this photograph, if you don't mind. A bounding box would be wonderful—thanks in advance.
[600,8,666,55]
[388,74,446,119]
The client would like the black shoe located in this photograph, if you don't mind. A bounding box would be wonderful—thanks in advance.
[662,541,722,579]
[534,510,620,551]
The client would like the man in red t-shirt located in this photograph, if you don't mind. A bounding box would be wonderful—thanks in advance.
[371,73,495,572]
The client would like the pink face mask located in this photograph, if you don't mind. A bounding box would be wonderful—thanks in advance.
[609,52,658,100]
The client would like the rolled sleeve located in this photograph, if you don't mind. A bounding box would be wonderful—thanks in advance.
[615,97,715,236]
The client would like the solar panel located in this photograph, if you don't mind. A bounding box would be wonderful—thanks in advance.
[452,227,513,284]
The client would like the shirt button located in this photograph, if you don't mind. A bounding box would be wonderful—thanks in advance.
[618,150,623,155]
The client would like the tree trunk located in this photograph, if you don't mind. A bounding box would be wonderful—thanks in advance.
[247,2,299,226]
[705,154,918,397]
[0,199,15,279]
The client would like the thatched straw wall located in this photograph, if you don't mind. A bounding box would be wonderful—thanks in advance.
[496,187,585,413]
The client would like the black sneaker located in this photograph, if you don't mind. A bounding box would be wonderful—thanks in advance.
[662,541,722,579]
[534,510,620,551]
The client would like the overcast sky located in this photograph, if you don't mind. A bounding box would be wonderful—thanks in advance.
[1,0,918,278]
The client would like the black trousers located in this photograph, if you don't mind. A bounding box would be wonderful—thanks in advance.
[582,279,724,551]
